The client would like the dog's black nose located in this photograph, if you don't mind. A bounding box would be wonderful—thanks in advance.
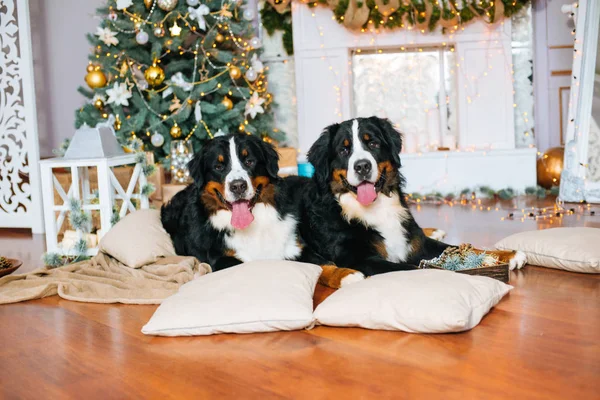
[354,159,372,177]
[229,179,248,196]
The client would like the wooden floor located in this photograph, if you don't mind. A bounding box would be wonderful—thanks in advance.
[1,198,599,399]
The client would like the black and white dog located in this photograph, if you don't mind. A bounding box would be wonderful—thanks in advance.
[161,134,307,271]
[300,116,526,278]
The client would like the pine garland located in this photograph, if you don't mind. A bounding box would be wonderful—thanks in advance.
[261,2,294,55]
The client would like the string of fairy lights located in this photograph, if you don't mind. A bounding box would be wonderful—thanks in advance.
[293,1,535,155]
[406,191,599,222]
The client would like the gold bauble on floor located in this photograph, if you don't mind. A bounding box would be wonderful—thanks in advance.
[144,64,165,87]
[537,147,564,189]
[221,96,233,110]
[229,66,242,80]
[85,67,107,89]
[170,123,183,139]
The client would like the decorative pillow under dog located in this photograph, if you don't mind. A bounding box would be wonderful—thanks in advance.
[99,209,176,268]
[495,227,600,273]
[142,260,321,336]
[314,269,512,333]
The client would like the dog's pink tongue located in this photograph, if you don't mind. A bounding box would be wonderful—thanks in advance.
[357,182,377,206]
[231,201,254,230]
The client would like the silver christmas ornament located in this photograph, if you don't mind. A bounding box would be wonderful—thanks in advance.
[157,0,178,11]
[186,0,199,5]
[136,30,149,45]
[242,8,255,21]
[151,132,165,147]
[249,36,262,49]
[153,26,165,37]
[108,11,118,21]
[245,69,258,82]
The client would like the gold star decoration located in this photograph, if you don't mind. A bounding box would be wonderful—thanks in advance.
[219,4,233,18]
[169,96,182,112]
[198,61,209,81]
[169,21,182,36]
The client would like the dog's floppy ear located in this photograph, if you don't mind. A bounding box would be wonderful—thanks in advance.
[307,123,338,188]
[259,139,280,180]
[187,152,205,188]
[377,118,403,167]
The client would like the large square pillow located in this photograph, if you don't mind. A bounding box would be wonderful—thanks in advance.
[142,260,321,336]
[314,269,512,333]
[495,227,600,273]
[99,209,176,268]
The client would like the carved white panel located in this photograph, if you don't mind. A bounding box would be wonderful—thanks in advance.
[0,0,44,232]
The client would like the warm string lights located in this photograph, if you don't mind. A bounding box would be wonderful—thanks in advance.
[298,3,534,154]
[406,190,599,223]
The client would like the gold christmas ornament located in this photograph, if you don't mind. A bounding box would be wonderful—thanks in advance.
[93,98,104,110]
[229,65,242,80]
[170,123,183,138]
[238,123,245,132]
[144,63,165,87]
[537,147,564,189]
[154,26,165,37]
[157,0,178,11]
[144,0,154,8]
[86,64,95,73]
[114,115,122,131]
[215,33,225,43]
[221,96,233,110]
[85,66,107,89]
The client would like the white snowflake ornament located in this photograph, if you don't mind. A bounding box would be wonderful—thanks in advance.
[245,92,266,119]
[188,5,210,31]
[106,82,132,106]
[95,27,119,46]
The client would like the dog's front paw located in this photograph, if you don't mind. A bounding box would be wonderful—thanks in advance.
[509,251,527,270]
[340,271,365,287]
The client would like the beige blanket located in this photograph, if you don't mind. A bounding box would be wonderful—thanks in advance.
[0,253,211,305]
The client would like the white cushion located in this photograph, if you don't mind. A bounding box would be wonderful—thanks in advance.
[495,227,600,273]
[99,209,176,268]
[314,269,512,333]
[142,260,321,336]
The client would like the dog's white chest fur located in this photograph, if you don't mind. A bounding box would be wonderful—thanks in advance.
[209,204,302,262]
[338,193,411,263]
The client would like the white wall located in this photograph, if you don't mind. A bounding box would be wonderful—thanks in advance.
[30,0,105,157]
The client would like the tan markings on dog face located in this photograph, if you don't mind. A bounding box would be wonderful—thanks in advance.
[377,160,399,196]
[331,168,348,195]
[217,154,224,163]
[252,176,275,205]
[201,181,228,214]
[343,139,350,147]
[372,239,388,259]
[224,249,237,257]
[241,149,248,157]
[363,133,370,141]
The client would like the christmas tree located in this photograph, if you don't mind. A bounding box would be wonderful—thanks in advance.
[76,0,284,161]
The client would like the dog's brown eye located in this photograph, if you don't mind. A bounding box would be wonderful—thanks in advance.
[214,164,224,171]
[368,141,380,149]
[244,159,255,167]
[339,147,350,157]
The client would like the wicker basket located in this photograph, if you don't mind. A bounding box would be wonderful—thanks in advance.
[419,260,509,283]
